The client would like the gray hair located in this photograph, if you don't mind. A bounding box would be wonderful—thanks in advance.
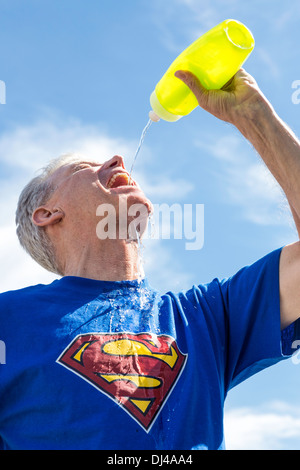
[15,153,85,275]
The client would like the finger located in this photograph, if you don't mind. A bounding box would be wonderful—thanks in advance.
[175,70,206,92]
[174,69,209,107]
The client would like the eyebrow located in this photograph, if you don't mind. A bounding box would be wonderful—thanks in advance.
[49,161,102,191]
[71,161,103,172]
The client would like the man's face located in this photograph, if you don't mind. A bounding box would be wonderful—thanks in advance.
[44,155,153,241]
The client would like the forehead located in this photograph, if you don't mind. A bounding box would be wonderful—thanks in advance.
[48,159,101,186]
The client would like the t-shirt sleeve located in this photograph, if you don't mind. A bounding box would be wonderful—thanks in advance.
[217,247,300,391]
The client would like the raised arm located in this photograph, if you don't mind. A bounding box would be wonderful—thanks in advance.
[175,68,300,329]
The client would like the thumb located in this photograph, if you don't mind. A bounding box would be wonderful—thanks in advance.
[174,70,209,105]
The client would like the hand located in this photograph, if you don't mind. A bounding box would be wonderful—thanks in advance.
[174,68,269,125]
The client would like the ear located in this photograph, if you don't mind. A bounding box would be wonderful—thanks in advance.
[32,207,64,227]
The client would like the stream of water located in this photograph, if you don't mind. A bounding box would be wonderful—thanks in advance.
[128,118,153,185]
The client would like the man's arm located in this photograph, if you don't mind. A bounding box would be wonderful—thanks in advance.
[175,68,300,329]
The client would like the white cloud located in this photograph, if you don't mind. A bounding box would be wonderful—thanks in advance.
[142,238,194,292]
[226,161,288,225]
[224,401,300,450]
[195,133,295,228]
[196,133,248,164]
[134,172,194,201]
[149,0,242,53]
[272,5,300,32]
[0,118,132,173]
[256,48,280,80]
[148,0,219,53]
[0,224,57,292]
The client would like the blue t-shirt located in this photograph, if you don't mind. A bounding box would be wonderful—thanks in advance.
[0,247,299,450]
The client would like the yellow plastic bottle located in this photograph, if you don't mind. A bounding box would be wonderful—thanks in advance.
[149,19,255,122]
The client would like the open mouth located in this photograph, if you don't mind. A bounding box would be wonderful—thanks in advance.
[106,172,134,189]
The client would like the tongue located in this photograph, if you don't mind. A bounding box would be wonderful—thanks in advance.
[110,174,129,188]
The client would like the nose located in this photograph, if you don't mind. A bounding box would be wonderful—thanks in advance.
[104,155,125,170]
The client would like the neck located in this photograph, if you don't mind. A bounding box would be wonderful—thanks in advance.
[62,237,144,282]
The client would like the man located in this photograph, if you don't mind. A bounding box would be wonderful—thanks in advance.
[1,68,300,450]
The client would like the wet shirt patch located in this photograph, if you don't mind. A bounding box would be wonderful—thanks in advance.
[57,332,187,431]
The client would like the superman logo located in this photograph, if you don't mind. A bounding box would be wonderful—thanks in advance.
[57,332,187,431]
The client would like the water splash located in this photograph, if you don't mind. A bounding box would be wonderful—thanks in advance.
[126,225,145,284]
[148,212,156,240]
[129,118,152,185]
[135,229,145,284]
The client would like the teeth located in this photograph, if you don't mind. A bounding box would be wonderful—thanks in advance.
[107,172,131,188]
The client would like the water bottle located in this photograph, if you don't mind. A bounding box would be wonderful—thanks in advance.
[149,19,255,122]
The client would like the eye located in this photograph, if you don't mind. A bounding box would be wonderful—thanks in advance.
[72,163,91,173]
[71,162,103,175]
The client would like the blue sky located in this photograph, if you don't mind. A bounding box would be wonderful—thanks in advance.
[1,0,300,449]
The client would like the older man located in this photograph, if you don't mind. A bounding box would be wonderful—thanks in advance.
[1,68,300,450]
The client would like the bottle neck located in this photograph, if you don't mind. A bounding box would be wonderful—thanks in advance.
[150,90,182,122]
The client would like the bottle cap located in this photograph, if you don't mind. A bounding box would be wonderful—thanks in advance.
[148,110,160,122]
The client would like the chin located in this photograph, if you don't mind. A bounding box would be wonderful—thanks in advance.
[125,191,153,215]
[120,196,153,241]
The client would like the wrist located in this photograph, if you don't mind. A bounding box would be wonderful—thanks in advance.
[232,94,276,139]
[236,88,272,118]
